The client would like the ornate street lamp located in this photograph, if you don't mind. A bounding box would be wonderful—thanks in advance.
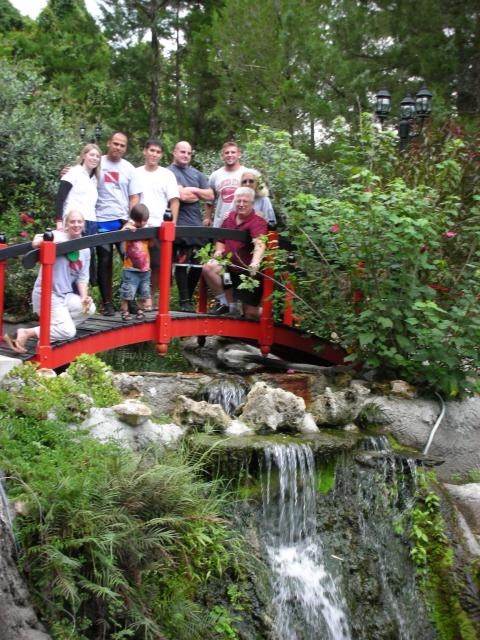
[79,122,102,144]
[375,83,433,152]
[374,88,391,124]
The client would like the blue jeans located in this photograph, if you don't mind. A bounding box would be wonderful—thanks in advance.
[120,269,151,301]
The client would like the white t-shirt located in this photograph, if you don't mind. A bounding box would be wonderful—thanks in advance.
[134,165,180,226]
[61,165,98,222]
[208,165,246,227]
[96,156,139,222]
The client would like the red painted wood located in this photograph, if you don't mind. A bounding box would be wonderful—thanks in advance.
[155,220,175,352]
[37,239,57,364]
[0,226,346,370]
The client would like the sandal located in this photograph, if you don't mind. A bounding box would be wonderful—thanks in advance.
[121,311,132,322]
[136,309,145,320]
[3,333,27,354]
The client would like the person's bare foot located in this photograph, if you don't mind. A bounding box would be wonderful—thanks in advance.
[16,327,34,351]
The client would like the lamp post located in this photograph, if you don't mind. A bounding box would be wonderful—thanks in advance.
[375,83,433,152]
[79,122,102,145]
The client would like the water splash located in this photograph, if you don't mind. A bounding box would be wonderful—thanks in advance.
[261,444,351,640]
[203,378,247,415]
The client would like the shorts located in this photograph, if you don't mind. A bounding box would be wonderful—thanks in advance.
[231,270,263,306]
[120,269,151,301]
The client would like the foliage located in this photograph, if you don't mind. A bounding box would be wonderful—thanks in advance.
[404,471,479,639]
[0,357,246,640]
[100,339,194,374]
[0,356,120,422]
[0,59,78,226]
[283,115,480,396]
[8,0,111,120]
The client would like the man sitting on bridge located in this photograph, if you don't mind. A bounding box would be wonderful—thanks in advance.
[3,210,96,353]
[202,187,267,320]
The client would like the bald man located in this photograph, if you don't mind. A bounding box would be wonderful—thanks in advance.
[168,141,214,312]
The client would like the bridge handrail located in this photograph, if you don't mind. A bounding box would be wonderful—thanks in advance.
[0,221,297,365]
[0,226,253,266]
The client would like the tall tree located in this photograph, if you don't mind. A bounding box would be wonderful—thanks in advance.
[9,0,111,123]
[99,0,175,137]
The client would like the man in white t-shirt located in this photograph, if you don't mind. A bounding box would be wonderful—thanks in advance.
[204,141,246,228]
[130,139,180,300]
[96,132,141,315]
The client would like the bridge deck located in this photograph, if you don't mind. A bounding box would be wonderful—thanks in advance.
[0,310,345,370]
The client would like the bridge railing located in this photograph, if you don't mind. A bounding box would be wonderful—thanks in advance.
[0,221,296,359]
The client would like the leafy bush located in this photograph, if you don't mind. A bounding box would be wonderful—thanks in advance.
[1,356,121,422]
[283,116,480,397]
[0,357,245,639]
[0,59,78,230]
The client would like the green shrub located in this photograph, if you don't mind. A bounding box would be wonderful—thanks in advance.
[283,116,480,397]
[0,413,244,639]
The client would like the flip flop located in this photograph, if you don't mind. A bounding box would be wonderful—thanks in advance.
[3,334,27,354]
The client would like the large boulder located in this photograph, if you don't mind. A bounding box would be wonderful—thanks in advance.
[172,395,231,432]
[309,382,370,426]
[239,381,318,434]
[373,396,480,481]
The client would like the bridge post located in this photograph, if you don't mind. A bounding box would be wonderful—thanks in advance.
[282,253,297,327]
[259,230,277,355]
[197,274,208,314]
[155,216,175,355]
[37,234,56,367]
[0,234,6,341]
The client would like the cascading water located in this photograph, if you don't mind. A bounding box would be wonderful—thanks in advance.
[250,438,438,640]
[260,444,352,640]
[203,378,247,415]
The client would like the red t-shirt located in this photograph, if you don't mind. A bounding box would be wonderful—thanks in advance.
[221,210,268,272]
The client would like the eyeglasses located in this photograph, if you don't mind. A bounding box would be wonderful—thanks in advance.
[241,179,256,184]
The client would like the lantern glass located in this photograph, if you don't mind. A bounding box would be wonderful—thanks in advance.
[415,85,433,117]
[399,94,415,119]
[375,88,391,118]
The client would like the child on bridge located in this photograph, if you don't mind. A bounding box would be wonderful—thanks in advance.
[119,203,153,321]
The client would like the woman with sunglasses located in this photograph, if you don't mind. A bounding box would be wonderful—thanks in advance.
[239,169,276,226]
[3,210,96,353]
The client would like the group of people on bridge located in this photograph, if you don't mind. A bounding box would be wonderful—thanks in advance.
[3,135,277,354]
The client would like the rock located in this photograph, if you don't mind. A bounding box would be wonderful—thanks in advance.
[112,399,152,426]
[239,381,307,433]
[298,412,320,434]
[112,372,143,398]
[225,419,253,436]
[79,407,185,450]
[115,372,214,416]
[309,382,370,426]
[373,395,480,481]
[444,483,480,536]
[389,380,417,399]
[0,496,52,639]
[172,395,231,432]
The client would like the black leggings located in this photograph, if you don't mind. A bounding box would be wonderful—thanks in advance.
[174,245,202,302]
[97,242,124,304]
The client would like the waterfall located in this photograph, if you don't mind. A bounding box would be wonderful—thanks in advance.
[203,378,247,415]
[261,444,352,640]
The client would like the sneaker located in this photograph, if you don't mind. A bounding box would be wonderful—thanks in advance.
[103,302,115,316]
[180,301,195,313]
[208,303,230,316]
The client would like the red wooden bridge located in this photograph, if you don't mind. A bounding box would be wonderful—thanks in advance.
[0,221,345,370]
